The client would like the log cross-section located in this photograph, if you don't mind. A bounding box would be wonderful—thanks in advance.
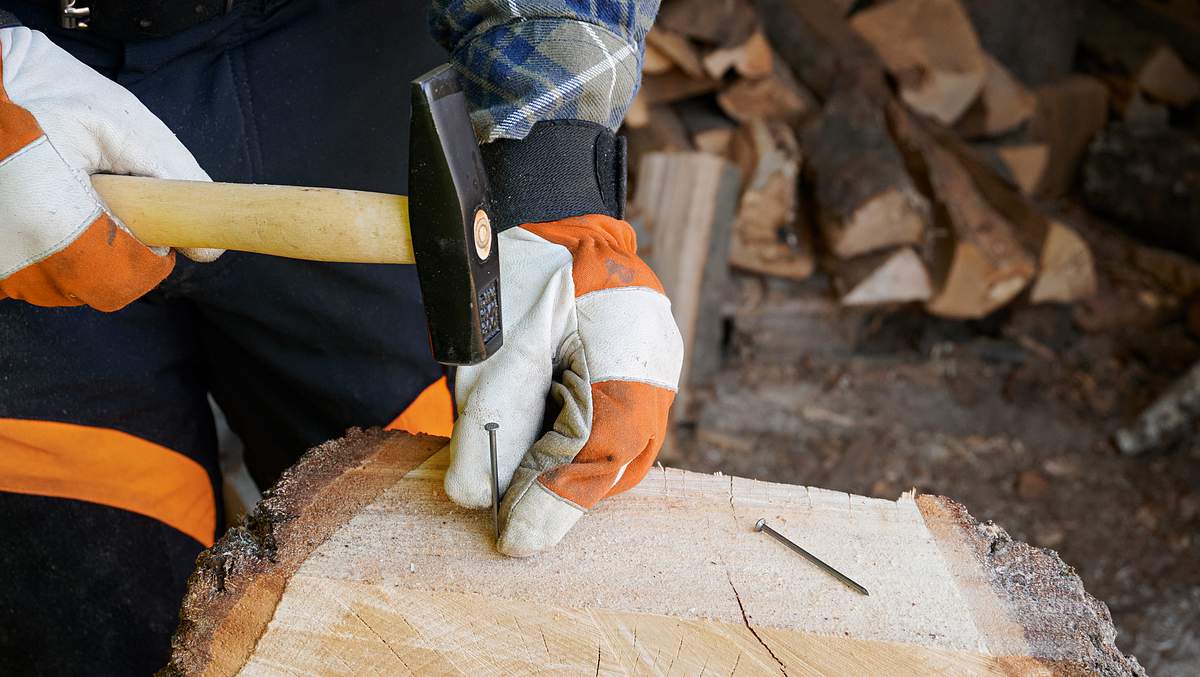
[165,430,1143,676]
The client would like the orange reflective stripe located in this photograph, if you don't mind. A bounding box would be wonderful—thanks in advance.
[0,418,216,546]
[386,376,454,437]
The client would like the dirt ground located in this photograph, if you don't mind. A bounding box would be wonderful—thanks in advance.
[663,216,1200,676]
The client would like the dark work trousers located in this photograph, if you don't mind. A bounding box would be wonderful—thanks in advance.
[0,1,446,673]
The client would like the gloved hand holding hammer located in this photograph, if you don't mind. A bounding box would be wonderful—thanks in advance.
[0,0,678,671]
[429,2,682,556]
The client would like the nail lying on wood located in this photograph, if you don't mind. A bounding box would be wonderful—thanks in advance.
[755,518,870,596]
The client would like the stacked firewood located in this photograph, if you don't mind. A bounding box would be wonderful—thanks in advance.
[623,0,1200,321]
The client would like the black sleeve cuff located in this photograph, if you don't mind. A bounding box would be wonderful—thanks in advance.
[0,10,21,28]
[481,119,627,233]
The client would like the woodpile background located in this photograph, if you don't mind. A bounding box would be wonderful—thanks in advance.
[622,0,1200,421]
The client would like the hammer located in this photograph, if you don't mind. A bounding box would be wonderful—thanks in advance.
[88,64,501,366]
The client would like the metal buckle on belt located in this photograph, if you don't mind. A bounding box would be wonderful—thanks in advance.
[59,0,89,29]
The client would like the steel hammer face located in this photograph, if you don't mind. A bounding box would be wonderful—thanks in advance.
[409,65,502,366]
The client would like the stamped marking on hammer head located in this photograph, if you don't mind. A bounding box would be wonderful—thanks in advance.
[409,64,503,366]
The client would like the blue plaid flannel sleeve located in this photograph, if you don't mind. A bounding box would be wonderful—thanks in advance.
[430,0,659,142]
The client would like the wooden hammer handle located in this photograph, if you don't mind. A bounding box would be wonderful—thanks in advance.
[90,174,415,264]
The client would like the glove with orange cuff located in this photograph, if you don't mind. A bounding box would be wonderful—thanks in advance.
[443,122,684,557]
[0,26,220,312]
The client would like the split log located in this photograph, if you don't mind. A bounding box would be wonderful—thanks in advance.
[675,97,737,150]
[1082,4,1200,107]
[166,429,1145,676]
[959,0,1082,87]
[1116,361,1200,455]
[850,0,988,125]
[729,121,815,280]
[635,152,741,418]
[1027,221,1098,305]
[954,55,1037,139]
[716,61,818,126]
[637,71,722,107]
[646,28,707,80]
[803,88,930,259]
[917,113,1096,307]
[890,105,1037,318]
[1083,124,1200,260]
[703,30,774,80]
[657,0,758,47]
[1028,75,1110,198]
[756,0,888,100]
[623,105,691,186]
[972,143,1049,197]
[831,247,933,307]
[641,42,674,75]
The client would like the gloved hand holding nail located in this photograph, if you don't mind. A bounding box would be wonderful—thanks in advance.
[443,214,683,557]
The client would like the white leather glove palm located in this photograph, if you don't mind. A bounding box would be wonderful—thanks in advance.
[0,26,219,312]
[443,215,683,557]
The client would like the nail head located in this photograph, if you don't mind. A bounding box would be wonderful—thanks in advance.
[754,518,766,532]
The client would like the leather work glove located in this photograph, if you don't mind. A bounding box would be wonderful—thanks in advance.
[0,26,220,312]
[443,214,684,557]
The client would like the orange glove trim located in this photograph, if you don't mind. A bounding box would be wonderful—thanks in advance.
[538,380,674,509]
[0,50,43,157]
[523,215,665,296]
[0,213,176,312]
[522,214,677,510]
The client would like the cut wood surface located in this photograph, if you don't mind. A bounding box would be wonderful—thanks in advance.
[636,152,742,418]
[641,42,673,75]
[937,132,1096,307]
[703,30,774,80]
[646,28,707,80]
[1029,221,1098,305]
[717,61,818,126]
[831,247,933,307]
[850,0,988,125]
[803,88,929,259]
[954,55,1037,139]
[166,429,1143,676]
[728,122,815,280]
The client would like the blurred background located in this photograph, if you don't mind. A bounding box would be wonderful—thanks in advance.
[619,1,1200,674]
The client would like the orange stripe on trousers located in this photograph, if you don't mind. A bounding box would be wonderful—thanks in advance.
[0,418,216,546]
[387,375,454,437]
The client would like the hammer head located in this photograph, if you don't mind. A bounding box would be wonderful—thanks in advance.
[409,65,502,366]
